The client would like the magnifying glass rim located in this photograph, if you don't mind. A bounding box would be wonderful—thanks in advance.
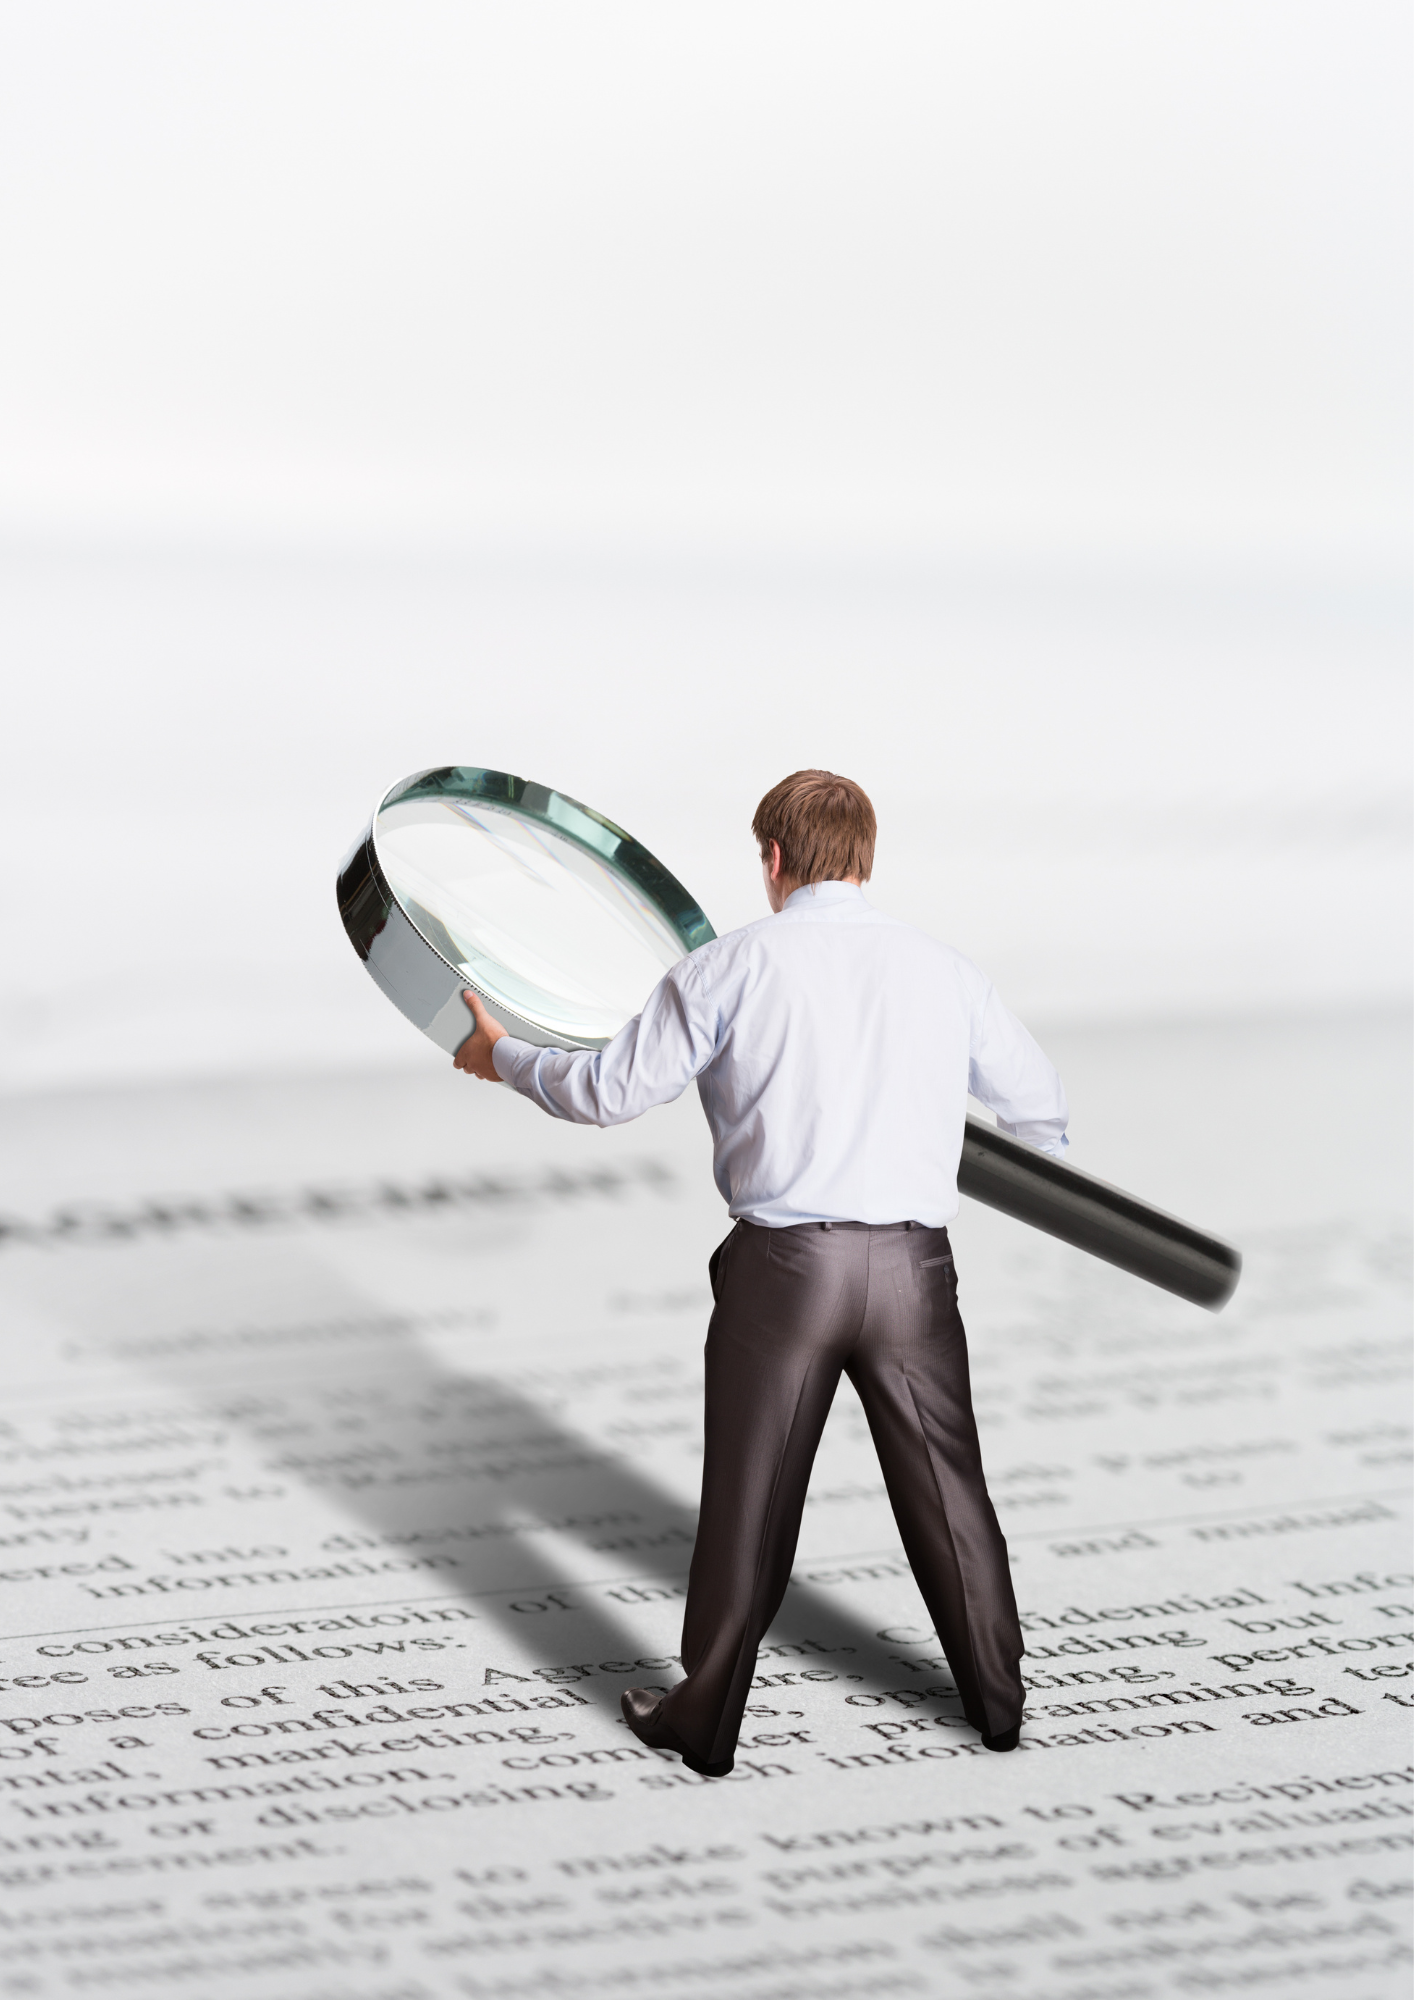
[338,765,715,1054]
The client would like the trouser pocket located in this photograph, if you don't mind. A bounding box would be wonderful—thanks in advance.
[707,1225,740,1303]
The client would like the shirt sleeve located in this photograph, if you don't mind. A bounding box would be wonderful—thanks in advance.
[968,984,1070,1156]
[489,958,719,1126]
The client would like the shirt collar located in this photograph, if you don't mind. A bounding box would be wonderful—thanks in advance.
[782,881,869,912]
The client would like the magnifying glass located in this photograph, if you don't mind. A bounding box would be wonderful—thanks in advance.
[336,765,714,1054]
[338,766,1240,1311]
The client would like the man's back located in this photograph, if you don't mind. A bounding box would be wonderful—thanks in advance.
[494,880,1067,1228]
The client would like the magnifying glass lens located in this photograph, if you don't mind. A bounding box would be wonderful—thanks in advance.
[375,796,688,1044]
[339,768,714,1053]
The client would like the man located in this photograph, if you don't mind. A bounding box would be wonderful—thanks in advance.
[454,770,1068,1777]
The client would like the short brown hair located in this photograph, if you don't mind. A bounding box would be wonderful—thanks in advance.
[752,770,877,885]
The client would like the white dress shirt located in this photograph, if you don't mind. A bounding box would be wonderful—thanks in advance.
[492,881,1068,1228]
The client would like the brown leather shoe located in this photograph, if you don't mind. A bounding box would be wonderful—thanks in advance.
[620,1688,734,1777]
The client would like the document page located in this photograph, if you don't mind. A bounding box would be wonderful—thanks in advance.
[0,1016,1409,2000]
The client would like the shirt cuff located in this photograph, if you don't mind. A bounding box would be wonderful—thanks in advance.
[998,1118,1069,1157]
[491,1036,530,1085]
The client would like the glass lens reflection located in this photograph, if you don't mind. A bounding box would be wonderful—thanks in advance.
[374,797,688,1042]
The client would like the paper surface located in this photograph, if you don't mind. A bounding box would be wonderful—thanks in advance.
[0,1014,1409,1999]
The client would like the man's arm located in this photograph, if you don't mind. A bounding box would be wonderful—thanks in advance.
[454,962,717,1127]
[968,985,1069,1156]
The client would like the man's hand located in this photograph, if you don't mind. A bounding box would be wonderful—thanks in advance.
[452,989,508,1080]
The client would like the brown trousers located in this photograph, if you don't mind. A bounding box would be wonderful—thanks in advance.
[657,1219,1025,1768]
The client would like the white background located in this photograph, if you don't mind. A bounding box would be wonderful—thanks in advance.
[1,2,1408,1089]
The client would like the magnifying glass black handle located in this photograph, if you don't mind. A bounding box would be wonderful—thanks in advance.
[958,1116,1241,1311]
